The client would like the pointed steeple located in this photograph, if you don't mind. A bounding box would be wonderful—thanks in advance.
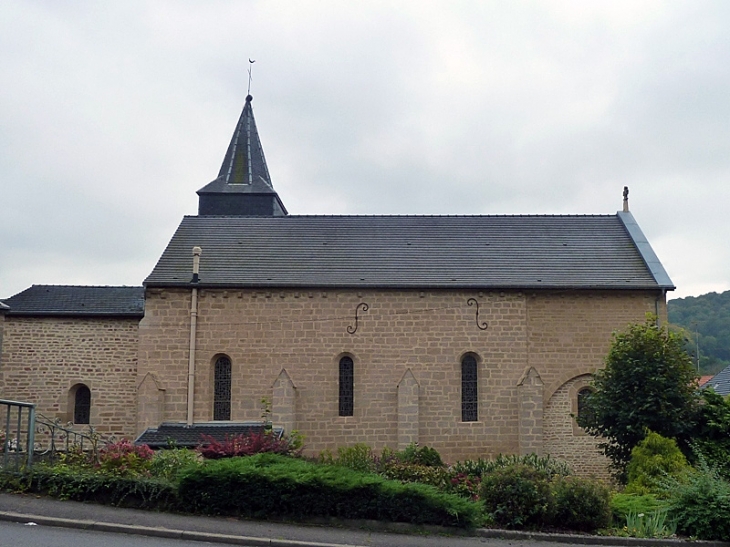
[218,94,272,186]
[197,95,287,216]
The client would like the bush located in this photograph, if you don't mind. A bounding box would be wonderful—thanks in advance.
[178,453,482,527]
[12,466,178,510]
[664,457,730,541]
[98,440,154,477]
[198,432,301,459]
[397,443,444,467]
[452,453,572,479]
[333,443,377,473]
[624,431,690,496]
[446,472,482,501]
[148,448,201,482]
[687,389,730,479]
[610,493,666,524]
[480,464,553,529]
[379,461,449,489]
[551,475,611,533]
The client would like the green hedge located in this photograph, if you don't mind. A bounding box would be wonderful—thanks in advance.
[4,467,178,510]
[177,453,482,527]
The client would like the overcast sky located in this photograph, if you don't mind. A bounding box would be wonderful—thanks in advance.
[1,1,728,301]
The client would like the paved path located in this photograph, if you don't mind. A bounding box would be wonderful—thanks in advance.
[0,492,720,547]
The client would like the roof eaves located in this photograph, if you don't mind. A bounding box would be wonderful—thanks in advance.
[617,211,675,290]
[142,281,668,291]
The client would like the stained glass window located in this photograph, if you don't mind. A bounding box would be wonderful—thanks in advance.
[339,356,354,417]
[461,355,478,422]
[214,355,232,421]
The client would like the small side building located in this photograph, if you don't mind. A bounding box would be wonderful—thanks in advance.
[0,285,144,439]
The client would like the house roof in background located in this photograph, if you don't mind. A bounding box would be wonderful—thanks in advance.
[145,212,674,290]
[705,366,730,396]
[2,285,145,317]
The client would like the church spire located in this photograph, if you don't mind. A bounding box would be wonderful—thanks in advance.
[218,94,272,187]
[197,94,287,216]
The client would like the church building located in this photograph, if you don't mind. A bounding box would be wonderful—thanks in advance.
[0,94,674,476]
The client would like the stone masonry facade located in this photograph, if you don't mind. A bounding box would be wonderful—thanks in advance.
[137,286,664,467]
[0,316,139,439]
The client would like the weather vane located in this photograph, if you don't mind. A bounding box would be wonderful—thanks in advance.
[247,59,256,96]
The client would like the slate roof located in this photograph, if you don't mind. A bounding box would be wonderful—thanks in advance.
[135,422,283,449]
[704,365,730,396]
[145,211,674,290]
[2,285,145,317]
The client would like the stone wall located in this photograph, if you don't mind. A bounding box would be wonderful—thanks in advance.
[0,316,139,439]
[138,287,662,467]
[544,374,611,479]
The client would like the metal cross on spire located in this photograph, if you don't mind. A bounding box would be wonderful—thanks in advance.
[247,59,256,96]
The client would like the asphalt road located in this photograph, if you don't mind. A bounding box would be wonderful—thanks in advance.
[0,520,218,547]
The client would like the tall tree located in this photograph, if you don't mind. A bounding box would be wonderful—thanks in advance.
[577,316,699,480]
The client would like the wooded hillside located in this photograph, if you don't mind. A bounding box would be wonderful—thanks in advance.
[668,290,730,375]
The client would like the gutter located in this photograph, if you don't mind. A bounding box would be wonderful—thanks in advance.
[187,247,202,426]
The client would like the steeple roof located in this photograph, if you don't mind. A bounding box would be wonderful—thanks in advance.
[197,95,287,216]
[218,94,271,186]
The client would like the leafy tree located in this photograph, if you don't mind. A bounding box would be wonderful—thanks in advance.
[577,316,699,480]
[688,388,730,478]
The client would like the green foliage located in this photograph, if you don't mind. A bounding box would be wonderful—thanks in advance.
[177,453,482,527]
[610,493,666,524]
[10,466,178,510]
[664,456,730,541]
[379,462,449,489]
[445,472,482,501]
[688,389,730,478]
[148,449,201,482]
[332,443,377,473]
[625,431,691,495]
[551,476,611,533]
[397,443,444,467]
[577,316,699,480]
[668,289,730,375]
[621,508,677,538]
[451,453,572,479]
[480,464,553,529]
[98,440,154,477]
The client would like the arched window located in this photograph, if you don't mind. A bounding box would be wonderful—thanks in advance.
[461,355,478,422]
[576,387,593,423]
[73,385,91,424]
[339,356,354,417]
[213,355,232,421]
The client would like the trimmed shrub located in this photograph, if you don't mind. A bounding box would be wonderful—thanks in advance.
[665,457,730,541]
[551,475,611,533]
[177,453,482,527]
[625,431,690,496]
[480,464,553,529]
[17,467,178,510]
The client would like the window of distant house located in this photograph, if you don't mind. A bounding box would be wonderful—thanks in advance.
[339,356,354,417]
[576,387,593,423]
[461,354,478,422]
[73,385,91,425]
[213,355,232,421]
